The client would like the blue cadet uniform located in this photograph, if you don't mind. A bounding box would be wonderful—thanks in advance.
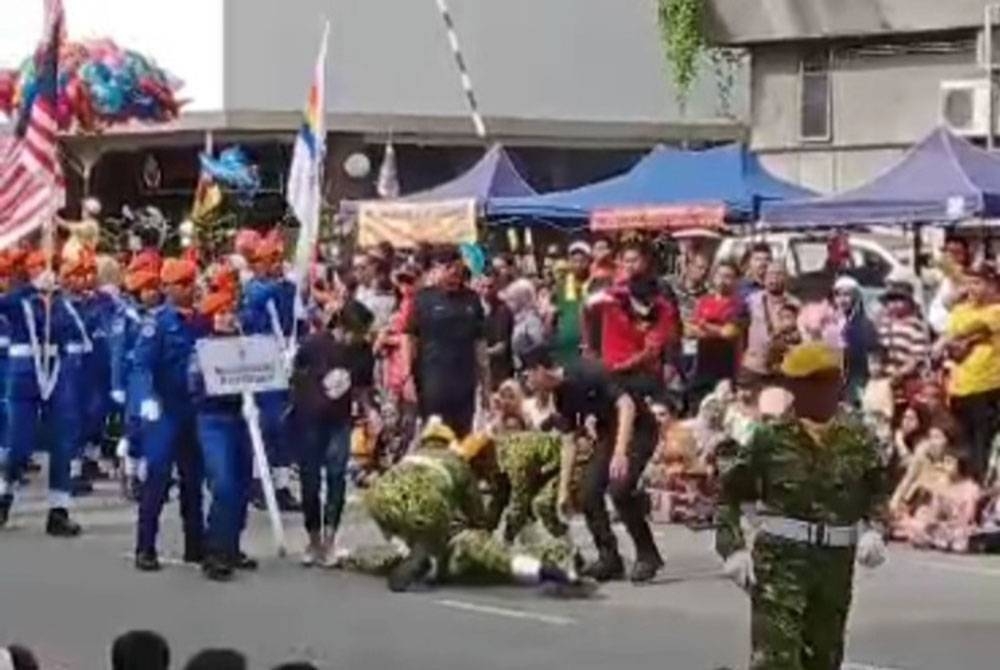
[239,274,300,510]
[109,296,148,472]
[132,300,206,569]
[0,312,9,467]
[80,289,120,463]
[190,303,255,581]
[0,283,87,536]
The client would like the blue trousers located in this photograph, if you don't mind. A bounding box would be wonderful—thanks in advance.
[297,419,351,534]
[135,408,204,555]
[196,412,252,558]
[4,370,81,503]
[123,373,145,460]
[257,391,290,470]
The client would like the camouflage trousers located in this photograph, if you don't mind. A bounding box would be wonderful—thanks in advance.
[502,472,567,543]
[750,538,855,670]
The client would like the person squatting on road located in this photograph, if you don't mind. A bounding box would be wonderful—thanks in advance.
[716,341,888,670]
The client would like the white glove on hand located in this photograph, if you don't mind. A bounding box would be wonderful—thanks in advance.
[723,549,756,592]
[110,389,126,405]
[856,530,887,569]
[140,399,161,423]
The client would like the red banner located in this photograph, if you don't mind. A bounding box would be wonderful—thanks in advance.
[590,204,726,232]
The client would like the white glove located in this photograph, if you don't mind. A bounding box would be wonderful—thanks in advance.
[723,549,756,592]
[110,389,126,405]
[115,437,130,460]
[140,399,161,422]
[856,529,887,569]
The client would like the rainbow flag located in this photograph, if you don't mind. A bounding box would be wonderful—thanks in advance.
[289,22,330,286]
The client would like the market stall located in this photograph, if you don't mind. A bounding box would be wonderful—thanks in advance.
[340,143,536,248]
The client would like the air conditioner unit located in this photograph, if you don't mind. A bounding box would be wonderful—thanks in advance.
[939,79,993,136]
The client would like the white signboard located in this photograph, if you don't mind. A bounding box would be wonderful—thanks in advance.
[196,336,288,397]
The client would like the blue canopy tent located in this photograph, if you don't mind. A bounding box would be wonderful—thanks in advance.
[340,143,536,216]
[762,127,1000,228]
[486,144,813,231]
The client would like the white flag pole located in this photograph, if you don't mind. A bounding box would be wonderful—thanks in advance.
[242,391,287,556]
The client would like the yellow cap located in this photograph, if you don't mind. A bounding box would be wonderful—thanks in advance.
[780,342,842,379]
[420,416,457,446]
[450,433,492,461]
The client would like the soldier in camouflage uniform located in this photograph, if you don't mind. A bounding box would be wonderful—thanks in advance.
[495,431,567,543]
[716,342,888,670]
[362,418,587,593]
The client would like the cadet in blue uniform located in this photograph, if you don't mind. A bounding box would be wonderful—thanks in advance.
[0,250,84,536]
[239,235,300,511]
[132,258,206,571]
[110,263,162,501]
[191,287,256,581]
[0,252,13,472]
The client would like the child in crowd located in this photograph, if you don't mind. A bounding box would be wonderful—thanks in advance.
[892,405,928,473]
[890,423,957,531]
[899,454,982,553]
[765,302,803,375]
[644,397,715,525]
[724,374,760,448]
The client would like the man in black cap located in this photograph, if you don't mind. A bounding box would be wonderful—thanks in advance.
[521,343,664,583]
[406,246,489,437]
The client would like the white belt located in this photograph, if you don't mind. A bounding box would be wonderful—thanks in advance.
[758,516,858,548]
[65,342,92,355]
[9,344,57,358]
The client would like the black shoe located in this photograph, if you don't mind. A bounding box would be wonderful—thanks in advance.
[81,458,106,481]
[234,552,258,571]
[183,546,205,565]
[202,555,234,582]
[581,552,625,582]
[0,494,12,528]
[70,476,94,497]
[387,546,432,593]
[45,508,82,538]
[275,487,302,512]
[630,555,665,584]
[135,551,162,572]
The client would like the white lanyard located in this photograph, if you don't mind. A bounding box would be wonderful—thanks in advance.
[21,298,59,400]
[62,297,92,352]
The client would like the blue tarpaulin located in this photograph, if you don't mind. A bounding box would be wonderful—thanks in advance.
[486,144,813,224]
[762,127,1000,227]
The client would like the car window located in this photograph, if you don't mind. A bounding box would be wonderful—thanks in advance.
[789,241,829,274]
[847,246,892,287]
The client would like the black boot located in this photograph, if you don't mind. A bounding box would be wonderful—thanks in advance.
[45,508,82,538]
[387,545,432,593]
[0,494,12,528]
[581,551,625,582]
[135,551,162,572]
[81,457,106,481]
[233,551,258,571]
[202,554,235,582]
[183,542,205,565]
[629,554,665,584]
[275,487,302,512]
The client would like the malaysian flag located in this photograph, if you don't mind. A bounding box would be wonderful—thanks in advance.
[0,0,66,249]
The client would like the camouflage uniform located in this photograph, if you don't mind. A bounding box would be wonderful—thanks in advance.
[495,431,567,543]
[716,412,885,670]
[364,446,521,583]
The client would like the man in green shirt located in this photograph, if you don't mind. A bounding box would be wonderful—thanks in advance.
[552,241,592,366]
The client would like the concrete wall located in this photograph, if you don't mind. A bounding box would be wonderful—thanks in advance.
[749,40,984,192]
[709,0,993,44]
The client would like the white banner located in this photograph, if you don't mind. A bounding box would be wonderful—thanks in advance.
[358,197,477,248]
[196,335,289,397]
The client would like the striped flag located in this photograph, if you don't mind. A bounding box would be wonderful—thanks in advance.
[0,0,66,249]
[289,22,330,287]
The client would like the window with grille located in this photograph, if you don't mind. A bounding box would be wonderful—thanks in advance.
[800,50,832,142]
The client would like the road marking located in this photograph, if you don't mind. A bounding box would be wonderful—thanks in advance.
[119,552,193,568]
[843,663,906,670]
[435,599,576,626]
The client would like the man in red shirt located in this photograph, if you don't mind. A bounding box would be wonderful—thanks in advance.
[689,260,746,405]
[592,277,678,380]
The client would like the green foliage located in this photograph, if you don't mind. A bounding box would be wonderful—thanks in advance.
[657,0,705,105]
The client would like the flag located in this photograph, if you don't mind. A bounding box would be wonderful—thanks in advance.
[190,172,223,223]
[0,0,66,249]
[376,141,400,199]
[289,22,330,286]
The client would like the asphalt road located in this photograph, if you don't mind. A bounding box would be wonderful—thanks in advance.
[2,480,1000,670]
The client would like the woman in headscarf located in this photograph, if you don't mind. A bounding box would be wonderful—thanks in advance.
[502,278,548,369]
[831,276,881,405]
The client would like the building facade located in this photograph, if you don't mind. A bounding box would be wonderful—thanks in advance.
[708,0,998,193]
[3,0,748,217]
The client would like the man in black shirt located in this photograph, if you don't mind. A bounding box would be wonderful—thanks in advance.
[476,271,514,388]
[407,247,490,438]
[522,345,663,583]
